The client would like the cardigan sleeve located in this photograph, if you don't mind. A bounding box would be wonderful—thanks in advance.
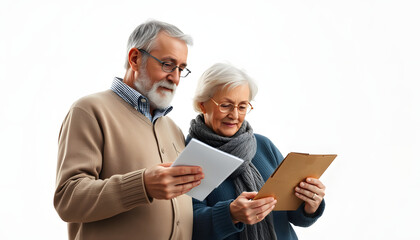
[54,107,151,223]
[192,198,244,240]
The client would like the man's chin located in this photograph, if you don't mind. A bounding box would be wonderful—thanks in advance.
[134,77,176,109]
[149,93,174,109]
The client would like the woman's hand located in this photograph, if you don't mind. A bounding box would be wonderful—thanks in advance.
[295,178,325,214]
[229,192,277,225]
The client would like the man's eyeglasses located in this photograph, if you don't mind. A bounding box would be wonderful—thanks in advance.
[210,98,253,115]
[138,49,191,78]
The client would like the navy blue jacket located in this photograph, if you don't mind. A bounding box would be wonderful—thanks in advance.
[190,134,325,240]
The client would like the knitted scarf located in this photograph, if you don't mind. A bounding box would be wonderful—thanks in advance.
[188,115,277,240]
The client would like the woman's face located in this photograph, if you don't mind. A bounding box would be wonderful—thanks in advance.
[200,84,250,137]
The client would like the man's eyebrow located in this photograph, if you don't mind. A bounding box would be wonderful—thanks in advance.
[161,57,176,62]
[162,57,187,67]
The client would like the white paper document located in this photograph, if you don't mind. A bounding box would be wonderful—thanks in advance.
[171,138,244,201]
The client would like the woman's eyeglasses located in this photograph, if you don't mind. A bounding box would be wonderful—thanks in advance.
[210,98,253,115]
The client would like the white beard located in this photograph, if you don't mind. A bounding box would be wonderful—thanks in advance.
[134,71,177,110]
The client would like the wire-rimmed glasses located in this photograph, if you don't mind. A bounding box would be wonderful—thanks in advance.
[138,49,191,78]
[210,98,253,115]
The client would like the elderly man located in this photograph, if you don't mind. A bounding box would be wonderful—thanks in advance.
[54,20,204,240]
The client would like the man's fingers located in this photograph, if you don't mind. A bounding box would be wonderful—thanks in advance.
[170,166,203,176]
[175,173,205,185]
[176,180,202,193]
[160,162,173,167]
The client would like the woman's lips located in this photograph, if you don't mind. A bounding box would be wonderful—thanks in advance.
[223,122,237,127]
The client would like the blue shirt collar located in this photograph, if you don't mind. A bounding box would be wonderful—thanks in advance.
[110,77,173,123]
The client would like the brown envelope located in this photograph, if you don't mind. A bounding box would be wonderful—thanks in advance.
[253,152,337,211]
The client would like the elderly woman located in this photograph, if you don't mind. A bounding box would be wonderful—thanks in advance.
[187,63,326,240]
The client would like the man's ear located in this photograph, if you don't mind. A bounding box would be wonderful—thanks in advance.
[127,48,142,72]
[199,102,207,113]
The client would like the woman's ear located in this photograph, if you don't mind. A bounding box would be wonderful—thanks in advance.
[199,102,207,114]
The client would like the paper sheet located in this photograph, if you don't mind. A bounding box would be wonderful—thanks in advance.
[171,138,244,201]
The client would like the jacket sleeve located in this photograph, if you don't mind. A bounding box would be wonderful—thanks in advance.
[192,198,244,240]
[287,200,325,227]
[54,107,151,223]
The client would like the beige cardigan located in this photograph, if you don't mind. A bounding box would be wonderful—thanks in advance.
[54,90,192,240]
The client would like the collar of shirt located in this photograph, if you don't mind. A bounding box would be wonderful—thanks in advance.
[110,77,173,123]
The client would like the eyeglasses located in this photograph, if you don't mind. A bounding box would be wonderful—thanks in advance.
[138,49,191,78]
[210,98,253,115]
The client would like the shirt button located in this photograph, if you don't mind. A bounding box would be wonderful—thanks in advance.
[161,148,165,154]
[176,220,180,226]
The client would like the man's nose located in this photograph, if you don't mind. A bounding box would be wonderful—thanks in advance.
[168,68,181,86]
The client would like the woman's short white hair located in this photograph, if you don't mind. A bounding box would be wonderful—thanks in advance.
[124,19,193,69]
[193,63,258,113]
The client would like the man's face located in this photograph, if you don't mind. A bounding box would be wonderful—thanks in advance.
[134,32,188,109]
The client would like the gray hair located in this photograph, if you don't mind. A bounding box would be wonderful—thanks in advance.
[193,63,258,113]
[124,20,193,69]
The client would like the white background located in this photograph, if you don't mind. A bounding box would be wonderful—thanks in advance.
[1,0,419,239]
